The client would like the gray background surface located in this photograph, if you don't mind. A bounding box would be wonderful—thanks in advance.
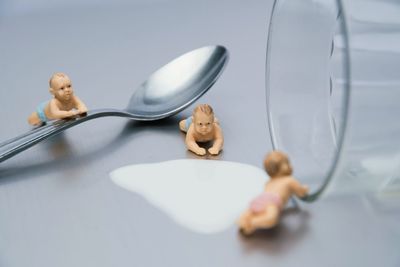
[0,1,399,266]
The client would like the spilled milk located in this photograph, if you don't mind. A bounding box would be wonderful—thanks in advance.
[110,159,267,234]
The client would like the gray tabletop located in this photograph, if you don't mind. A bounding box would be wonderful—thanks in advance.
[0,1,399,266]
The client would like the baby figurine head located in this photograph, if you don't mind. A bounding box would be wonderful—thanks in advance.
[264,150,293,178]
[49,73,74,103]
[193,104,215,136]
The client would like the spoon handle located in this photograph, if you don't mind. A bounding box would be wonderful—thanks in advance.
[0,109,134,163]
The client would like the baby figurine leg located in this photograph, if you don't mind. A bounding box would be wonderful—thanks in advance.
[179,119,188,132]
[249,205,280,232]
[27,112,42,126]
[238,210,253,234]
[28,102,48,126]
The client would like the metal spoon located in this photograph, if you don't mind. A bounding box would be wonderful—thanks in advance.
[0,45,229,163]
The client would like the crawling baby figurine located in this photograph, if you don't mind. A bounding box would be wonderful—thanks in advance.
[28,73,88,126]
[179,104,223,156]
[238,151,309,235]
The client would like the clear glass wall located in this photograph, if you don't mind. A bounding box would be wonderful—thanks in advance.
[266,0,400,199]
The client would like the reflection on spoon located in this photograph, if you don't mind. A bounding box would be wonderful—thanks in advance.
[110,159,267,234]
[0,46,229,163]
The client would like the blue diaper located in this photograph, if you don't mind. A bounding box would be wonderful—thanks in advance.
[185,116,193,131]
[36,102,48,122]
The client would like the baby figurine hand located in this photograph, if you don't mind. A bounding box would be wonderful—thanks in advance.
[78,107,88,114]
[194,147,207,156]
[69,110,79,117]
[208,147,220,155]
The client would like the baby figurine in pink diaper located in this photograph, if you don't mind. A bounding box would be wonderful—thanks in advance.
[238,151,309,235]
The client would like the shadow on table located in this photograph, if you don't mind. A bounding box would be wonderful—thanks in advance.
[237,206,310,254]
[0,116,182,183]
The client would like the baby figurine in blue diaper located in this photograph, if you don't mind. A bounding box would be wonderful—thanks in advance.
[28,73,88,126]
[179,104,223,156]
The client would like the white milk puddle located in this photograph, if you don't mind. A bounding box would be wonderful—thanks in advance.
[110,159,267,234]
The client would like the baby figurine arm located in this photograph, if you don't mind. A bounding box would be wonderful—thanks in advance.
[73,96,88,114]
[208,123,223,155]
[48,100,78,119]
[185,127,206,155]
[290,178,309,198]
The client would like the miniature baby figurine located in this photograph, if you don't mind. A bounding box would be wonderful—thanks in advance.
[179,104,223,156]
[238,151,309,235]
[27,73,88,126]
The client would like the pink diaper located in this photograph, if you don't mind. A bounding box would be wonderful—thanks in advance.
[249,192,282,213]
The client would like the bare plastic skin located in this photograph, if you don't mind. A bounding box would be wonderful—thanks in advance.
[238,151,309,235]
[27,73,88,126]
[179,104,223,156]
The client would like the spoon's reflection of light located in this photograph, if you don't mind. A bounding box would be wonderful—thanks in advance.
[110,159,267,234]
[143,47,215,103]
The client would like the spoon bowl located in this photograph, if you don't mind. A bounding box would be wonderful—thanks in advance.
[0,45,229,162]
[128,46,228,119]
